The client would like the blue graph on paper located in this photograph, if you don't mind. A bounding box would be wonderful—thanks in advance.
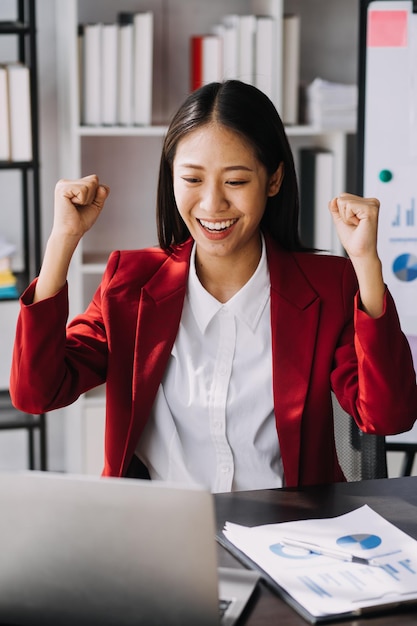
[336,533,382,550]
[269,543,320,560]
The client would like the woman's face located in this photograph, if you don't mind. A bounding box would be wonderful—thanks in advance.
[172,123,282,265]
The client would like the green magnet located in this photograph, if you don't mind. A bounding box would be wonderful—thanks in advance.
[379,169,393,182]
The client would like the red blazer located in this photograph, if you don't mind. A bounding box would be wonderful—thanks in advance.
[10,236,417,487]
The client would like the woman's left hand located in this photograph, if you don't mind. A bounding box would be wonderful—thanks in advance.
[328,192,380,261]
[329,193,385,317]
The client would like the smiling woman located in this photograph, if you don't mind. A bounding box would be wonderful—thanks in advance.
[172,123,283,300]
[9,80,417,491]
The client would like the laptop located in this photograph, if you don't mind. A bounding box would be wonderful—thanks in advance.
[0,471,259,626]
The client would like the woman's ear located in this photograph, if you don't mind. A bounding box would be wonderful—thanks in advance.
[267,162,284,197]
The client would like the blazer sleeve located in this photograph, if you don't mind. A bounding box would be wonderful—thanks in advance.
[331,266,417,435]
[10,252,120,414]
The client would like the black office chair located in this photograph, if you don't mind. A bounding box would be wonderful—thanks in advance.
[332,393,387,481]
[0,390,47,471]
[384,441,417,477]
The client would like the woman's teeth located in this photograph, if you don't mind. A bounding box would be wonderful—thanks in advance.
[199,218,237,231]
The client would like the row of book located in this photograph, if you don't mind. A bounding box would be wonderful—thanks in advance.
[80,11,153,127]
[0,63,33,162]
[190,13,300,126]
[0,236,18,300]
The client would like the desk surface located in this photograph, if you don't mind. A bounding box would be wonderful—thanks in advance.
[214,476,417,626]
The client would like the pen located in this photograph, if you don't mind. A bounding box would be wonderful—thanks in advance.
[281,537,381,566]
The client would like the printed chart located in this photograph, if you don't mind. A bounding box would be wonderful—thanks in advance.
[223,505,417,618]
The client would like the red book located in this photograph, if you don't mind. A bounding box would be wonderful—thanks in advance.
[190,36,203,91]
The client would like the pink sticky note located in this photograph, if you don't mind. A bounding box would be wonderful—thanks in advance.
[368,10,408,47]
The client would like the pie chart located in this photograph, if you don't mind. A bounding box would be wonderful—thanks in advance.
[336,533,381,550]
[269,543,320,559]
[392,253,417,282]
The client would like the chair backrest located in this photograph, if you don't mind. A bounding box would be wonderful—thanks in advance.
[332,393,387,481]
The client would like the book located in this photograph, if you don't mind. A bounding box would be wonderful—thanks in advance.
[220,505,417,623]
[82,22,102,125]
[6,63,32,161]
[0,65,10,161]
[117,12,134,125]
[255,15,274,101]
[190,35,222,91]
[282,14,300,125]
[190,36,203,91]
[238,15,256,85]
[101,23,118,126]
[251,0,284,112]
[220,15,239,80]
[299,147,337,253]
[133,11,153,126]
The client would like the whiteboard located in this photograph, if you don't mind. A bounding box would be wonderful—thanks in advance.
[361,0,417,338]
[360,0,417,445]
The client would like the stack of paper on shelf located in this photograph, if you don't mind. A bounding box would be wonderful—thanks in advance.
[306,77,358,130]
[80,11,153,127]
[0,236,18,299]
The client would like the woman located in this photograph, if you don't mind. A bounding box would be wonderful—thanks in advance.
[10,80,417,489]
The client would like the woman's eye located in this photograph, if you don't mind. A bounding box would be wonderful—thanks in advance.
[227,180,248,186]
[182,177,200,184]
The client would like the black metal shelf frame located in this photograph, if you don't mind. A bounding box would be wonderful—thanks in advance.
[0,0,46,471]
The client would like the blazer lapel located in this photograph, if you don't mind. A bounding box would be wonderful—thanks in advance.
[266,238,320,486]
[121,240,193,474]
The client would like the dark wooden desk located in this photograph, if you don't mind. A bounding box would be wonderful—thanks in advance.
[214,476,417,626]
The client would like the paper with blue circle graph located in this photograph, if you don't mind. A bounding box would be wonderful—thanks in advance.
[223,504,417,619]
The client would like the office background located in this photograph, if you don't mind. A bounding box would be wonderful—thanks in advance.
[0,0,413,477]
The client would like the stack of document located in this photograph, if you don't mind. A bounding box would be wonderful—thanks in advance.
[0,236,18,299]
[221,505,417,622]
[306,77,357,131]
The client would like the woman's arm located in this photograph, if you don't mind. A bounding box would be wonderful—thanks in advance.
[328,193,385,318]
[34,174,110,302]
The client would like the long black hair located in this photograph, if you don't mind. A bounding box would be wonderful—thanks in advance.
[157,80,304,251]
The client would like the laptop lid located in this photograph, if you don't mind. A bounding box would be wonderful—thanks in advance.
[0,471,222,626]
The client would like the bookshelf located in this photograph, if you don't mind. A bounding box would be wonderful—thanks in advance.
[55,0,355,474]
[0,0,46,471]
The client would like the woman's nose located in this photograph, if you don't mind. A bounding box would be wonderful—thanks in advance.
[199,183,228,213]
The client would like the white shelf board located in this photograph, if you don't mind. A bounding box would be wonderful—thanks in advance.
[77,123,355,138]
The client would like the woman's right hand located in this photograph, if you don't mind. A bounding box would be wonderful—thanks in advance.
[32,175,110,303]
[53,174,110,240]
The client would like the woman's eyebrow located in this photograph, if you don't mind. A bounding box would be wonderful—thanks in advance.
[177,163,254,172]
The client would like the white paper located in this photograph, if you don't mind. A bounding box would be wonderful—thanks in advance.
[224,505,417,618]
